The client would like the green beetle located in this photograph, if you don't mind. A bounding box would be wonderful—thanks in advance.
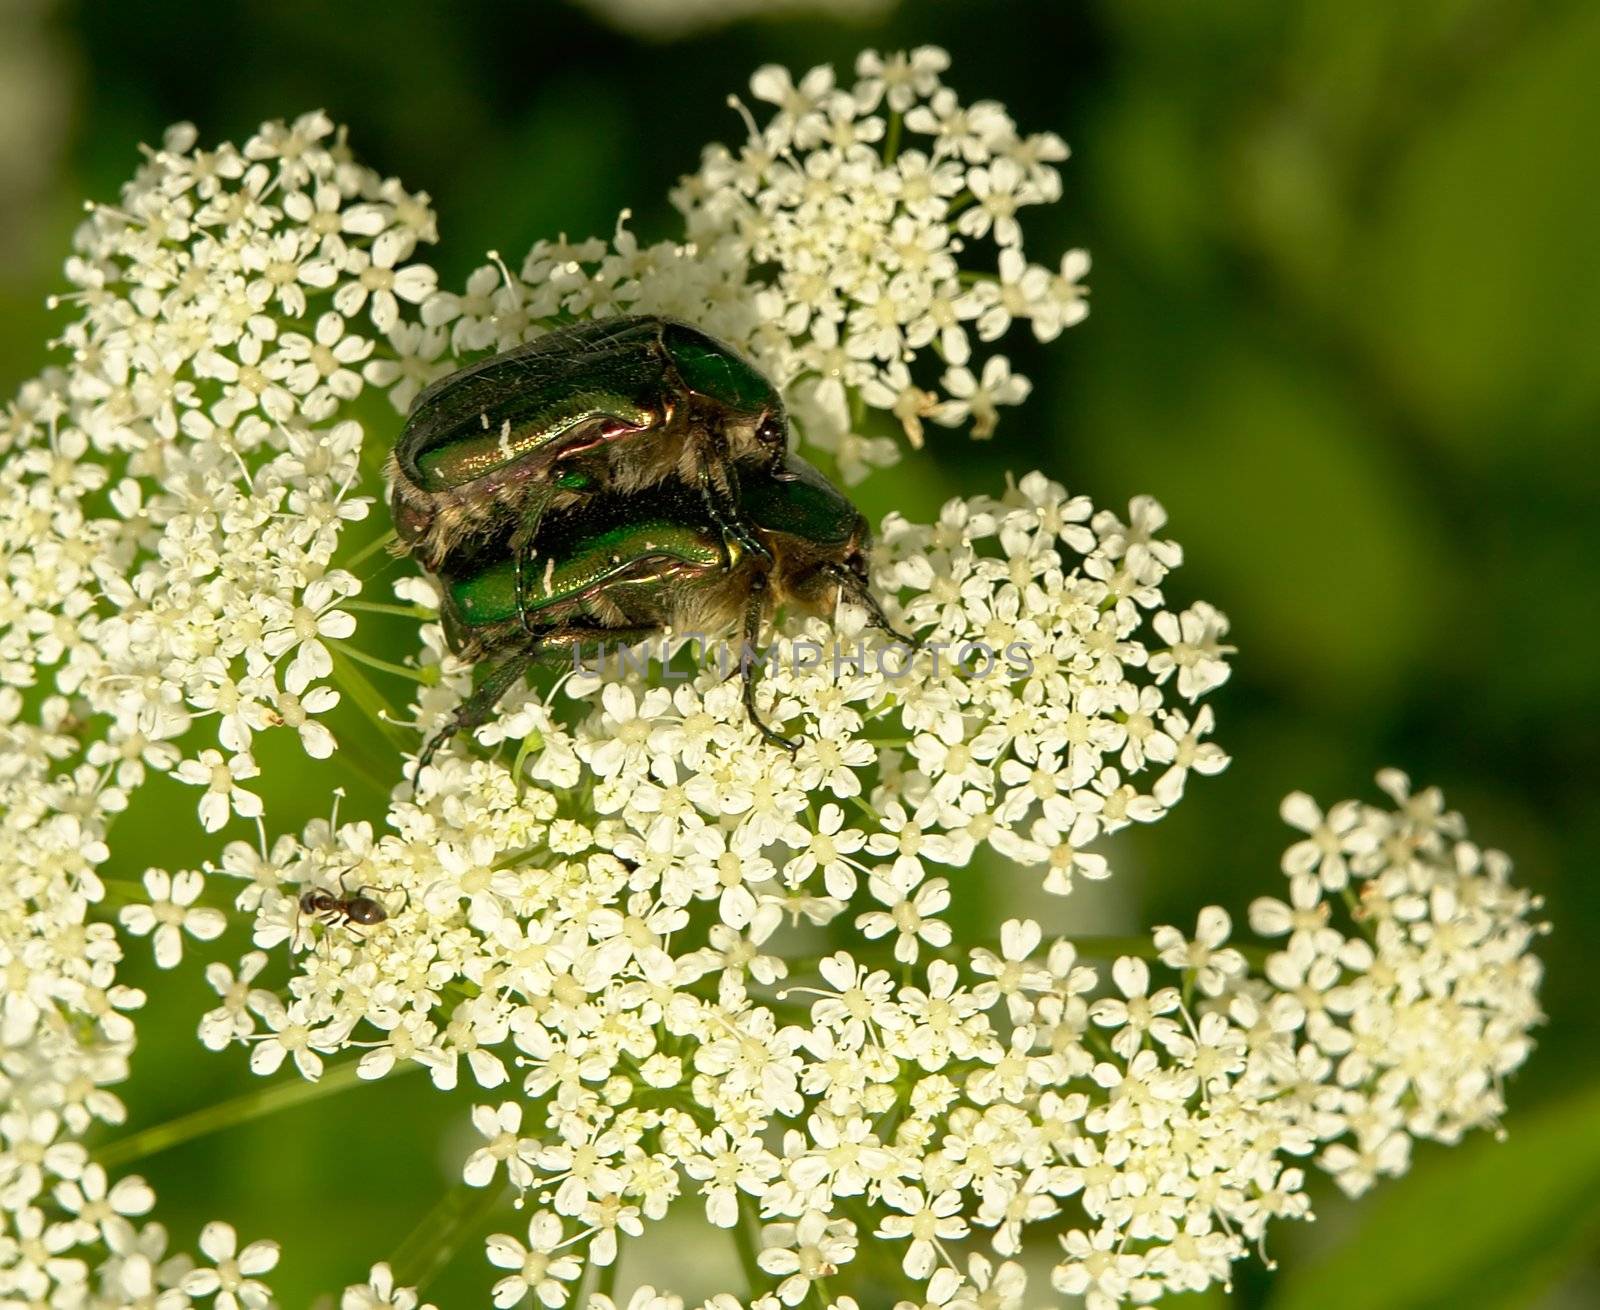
[416,454,910,771]
[388,315,788,575]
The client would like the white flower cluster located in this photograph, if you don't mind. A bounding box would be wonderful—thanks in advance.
[230,471,1231,1078]
[0,52,1545,1310]
[0,699,294,1301]
[213,749,1538,1310]
[421,48,1088,482]
[1035,770,1546,1307]
[1254,774,1546,1192]
[0,111,448,1309]
[0,109,444,833]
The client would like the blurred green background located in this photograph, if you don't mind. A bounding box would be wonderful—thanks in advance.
[4,0,1597,1305]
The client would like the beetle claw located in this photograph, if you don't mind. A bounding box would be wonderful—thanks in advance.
[755,720,804,753]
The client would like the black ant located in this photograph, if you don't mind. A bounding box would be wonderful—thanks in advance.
[294,875,405,949]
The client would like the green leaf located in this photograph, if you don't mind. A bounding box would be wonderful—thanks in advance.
[1357,2,1600,454]
[1269,1081,1600,1310]
[1074,312,1448,704]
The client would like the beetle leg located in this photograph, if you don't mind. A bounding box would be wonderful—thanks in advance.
[698,462,773,569]
[415,646,538,777]
[738,569,801,752]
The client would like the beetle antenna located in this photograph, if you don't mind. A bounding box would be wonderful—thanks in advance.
[827,563,920,648]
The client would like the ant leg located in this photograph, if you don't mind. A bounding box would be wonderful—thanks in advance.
[314,913,339,960]
[739,570,800,753]
[415,646,539,777]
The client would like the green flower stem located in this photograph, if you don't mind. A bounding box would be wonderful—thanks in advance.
[388,1178,510,1293]
[595,1248,621,1299]
[881,108,903,164]
[847,794,885,826]
[332,717,404,798]
[1066,933,1271,970]
[346,599,438,620]
[734,1195,766,1296]
[331,638,436,686]
[96,1058,405,1169]
[97,876,233,912]
[1340,884,1381,946]
[328,647,414,752]
[510,730,547,786]
[343,528,399,572]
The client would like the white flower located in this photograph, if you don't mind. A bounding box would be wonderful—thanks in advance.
[246,996,351,1080]
[200,950,270,1049]
[51,1164,154,1246]
[269,685,340,758]
[173,751,264,833]
[585,1290,686,1310]
[1152,906,1247,997]
[180,1221,280,1310]
[876,1186,969,1279]
[759,1211,858,1305]
[261,573,358,695]
[464,1101,540,1192]
[969,919,1050,1023]
[1089,956,1183,1059]
[485,1212,583,1309]
[1148,603,1235,701]
[950,1254,1027,1310]
[341,1262,436,1309]
[333,233,439,333]
[118,869,226,968]
[1278,791,1378,890]
[937,356,1031,439]
[855,873,953,965]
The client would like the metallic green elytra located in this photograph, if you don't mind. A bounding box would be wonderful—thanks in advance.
[445,514,726,632]
[388,315,787,572]
[417,454,910,772]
